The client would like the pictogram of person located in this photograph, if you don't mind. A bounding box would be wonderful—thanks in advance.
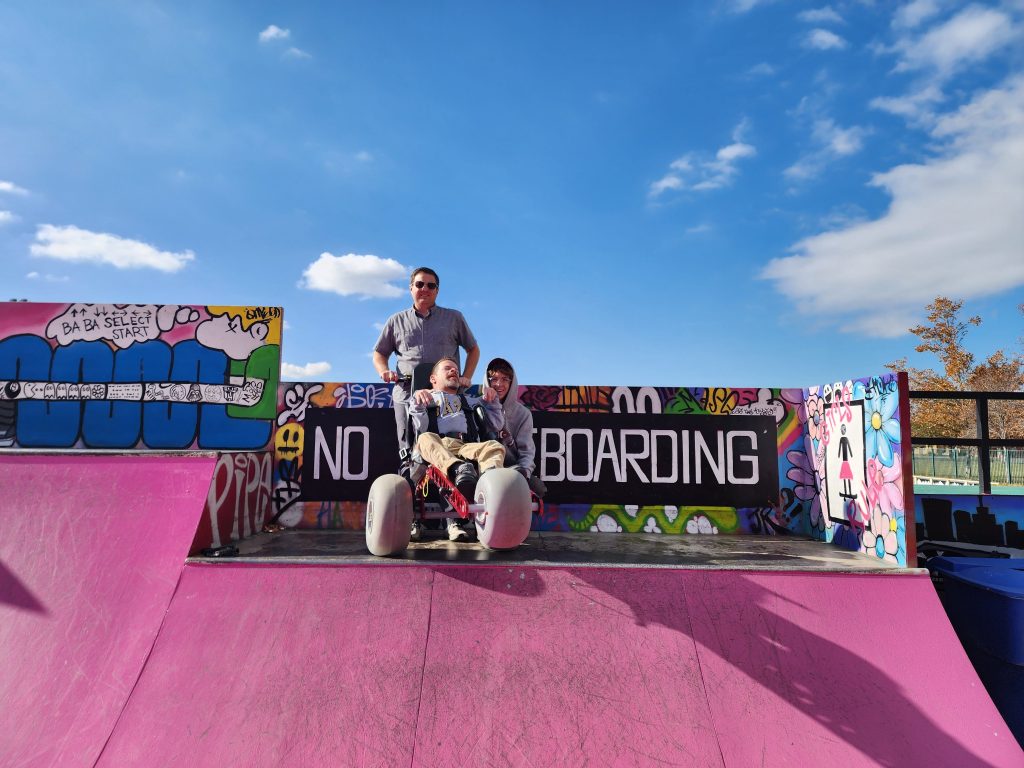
[838,423,854,497]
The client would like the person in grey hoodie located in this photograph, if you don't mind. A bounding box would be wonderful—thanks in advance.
[486,357,545,497]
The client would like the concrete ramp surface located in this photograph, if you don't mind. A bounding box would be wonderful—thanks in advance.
[0,454,216,768]
[97,564,1022,767]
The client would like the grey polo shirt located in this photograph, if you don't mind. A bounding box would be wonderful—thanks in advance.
[374,305,477,403]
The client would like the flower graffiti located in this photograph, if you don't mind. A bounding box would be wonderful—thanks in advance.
[861,457,907,565]
[787,446,825,536]
[862,389,901,467]
[805,392,825,442]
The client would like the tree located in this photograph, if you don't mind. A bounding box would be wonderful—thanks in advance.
[888,297,1024,440]
[970,350,1024,439]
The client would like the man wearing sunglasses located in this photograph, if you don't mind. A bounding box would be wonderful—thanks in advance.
[373,266,480,459]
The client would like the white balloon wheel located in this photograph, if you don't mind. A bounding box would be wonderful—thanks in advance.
[365,474,414,556]
[474,468,532,550]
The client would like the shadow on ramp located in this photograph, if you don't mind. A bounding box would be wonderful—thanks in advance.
[577,568,1018,767]
[0,560,48,614]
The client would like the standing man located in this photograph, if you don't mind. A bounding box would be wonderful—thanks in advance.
[373,266,480,458]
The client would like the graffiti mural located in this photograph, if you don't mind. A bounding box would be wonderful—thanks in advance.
[272,382,385,528]
[797,374,913,566]
[0,302,280,450]
[915,493,1024,563]
[191,451,274,554]
[272,380,818,541]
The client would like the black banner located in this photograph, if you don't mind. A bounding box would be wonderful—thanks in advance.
[300,406,779,508]
[300,407,399,500]
[533,411,778,507]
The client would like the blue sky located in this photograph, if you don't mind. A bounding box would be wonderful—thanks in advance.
[1,1,1022,388]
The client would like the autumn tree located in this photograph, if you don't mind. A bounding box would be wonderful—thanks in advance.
[888,297,1024,440]
[970,350,1024,439]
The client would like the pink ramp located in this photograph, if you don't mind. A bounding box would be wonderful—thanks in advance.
[98,564,435,766]
[98,564,1022,767]
[0,454,216,768]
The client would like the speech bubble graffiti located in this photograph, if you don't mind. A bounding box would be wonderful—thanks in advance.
[45,304,200,348]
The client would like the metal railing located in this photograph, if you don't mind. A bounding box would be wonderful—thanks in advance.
[912,446,1024,486]
[909,390,1024,493]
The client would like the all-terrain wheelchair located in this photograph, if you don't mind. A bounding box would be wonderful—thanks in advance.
[365,363,541,556]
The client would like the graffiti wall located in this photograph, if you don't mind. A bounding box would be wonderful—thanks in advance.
[270,381,383,530]
[191,451,274,555]
[272,373,914,566]
[798,373,915,566]
[915,492,1024,563]
[274,382,812,534]
[0,302,281,451]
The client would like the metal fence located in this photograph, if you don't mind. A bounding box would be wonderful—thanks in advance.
[912,446,1024,486]
[910,390,1024,493]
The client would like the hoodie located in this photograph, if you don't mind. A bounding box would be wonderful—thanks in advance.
[408,389,503,439]
[488,358,535,476]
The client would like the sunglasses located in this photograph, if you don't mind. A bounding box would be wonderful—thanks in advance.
[413,281,438,290]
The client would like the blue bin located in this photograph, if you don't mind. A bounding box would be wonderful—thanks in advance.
[928,556,1024,747]
[928,556,1018,573]
[928,557,1024,664]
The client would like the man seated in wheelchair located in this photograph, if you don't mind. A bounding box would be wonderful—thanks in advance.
[409,357,506,540]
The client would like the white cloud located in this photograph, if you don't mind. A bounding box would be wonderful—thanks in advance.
[892,6,1017,80]
[728,0,774,12]
[870,84,945,125]
[818,204,868,230]
[893,0,943,30]
[30,225,195,272]
[649,174,685,197]
[0,211,16,225]
[784,118,869,181]
[798,7,844,25]
[649,120,757,197]
[0,180,29,196]
[763,76,1024,337]
[27,270,70,282]
[746,62,777,77]
[686,223,713,235]
[281,361,332,380]
[300,252,408,298]
[819,120,866,155]
[259,25,290,43]
[718,142,757,162]
[259,25,309,58]
[804,28,848,50]
[355,150,373,163]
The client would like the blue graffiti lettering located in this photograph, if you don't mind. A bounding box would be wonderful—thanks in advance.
[0,337,270,450]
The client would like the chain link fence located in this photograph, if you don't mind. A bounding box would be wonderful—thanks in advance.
[913,446,1024,486]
